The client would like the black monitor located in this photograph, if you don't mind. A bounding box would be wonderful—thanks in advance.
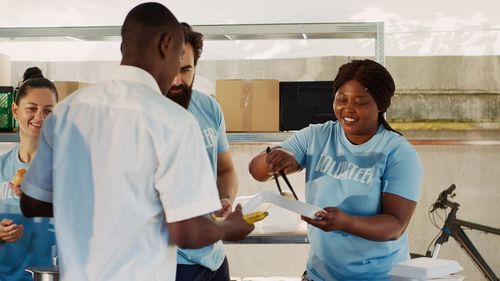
[279,81,336,131]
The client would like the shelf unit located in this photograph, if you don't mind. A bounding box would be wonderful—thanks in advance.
[0,132,295,143]
[0,132,19,142]
[0,22,384,143]
[3,132,498,145]
[0,22,385,64]
[224,233,309,244]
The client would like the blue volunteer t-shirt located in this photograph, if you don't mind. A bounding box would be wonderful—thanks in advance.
[177,90,229,271]
[0,145,56,281]
[281,121,423,281]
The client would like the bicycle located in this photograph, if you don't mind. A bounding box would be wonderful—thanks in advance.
[416,184,500,281]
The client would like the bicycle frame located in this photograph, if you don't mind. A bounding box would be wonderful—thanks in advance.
[431,198,500,281]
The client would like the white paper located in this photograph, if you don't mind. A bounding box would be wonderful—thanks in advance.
[242,191,324,219]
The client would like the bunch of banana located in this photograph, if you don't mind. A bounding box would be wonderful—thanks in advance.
[210,214,225,222]
[243,211,269,224]
[210,211,269,224]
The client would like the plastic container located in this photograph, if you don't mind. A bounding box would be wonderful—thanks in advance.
[389,257,464,281]
[0,86,14,131]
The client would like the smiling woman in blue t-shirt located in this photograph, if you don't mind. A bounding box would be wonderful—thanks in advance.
[0,67,58,281]
[249,59,423,281]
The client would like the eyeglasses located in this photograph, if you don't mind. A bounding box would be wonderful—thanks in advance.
[266,146,299,200]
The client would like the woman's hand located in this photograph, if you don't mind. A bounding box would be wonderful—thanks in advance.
[8,182,22,197]
[303,194,417,241]
[0,219,24,243]
[249,146,301,182]
[301,207,349,232]
[265,148,300,175]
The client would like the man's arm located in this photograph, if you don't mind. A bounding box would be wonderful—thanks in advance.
[20,193,53,217]
[168,204,253,249]
[216,151,238,203]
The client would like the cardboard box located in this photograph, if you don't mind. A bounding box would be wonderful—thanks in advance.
[216,80,279,132]
[53,81,92,101]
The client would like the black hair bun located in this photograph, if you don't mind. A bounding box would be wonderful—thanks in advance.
[23,66,44,82]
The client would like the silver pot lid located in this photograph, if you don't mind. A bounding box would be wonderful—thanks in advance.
[25,266,59,273]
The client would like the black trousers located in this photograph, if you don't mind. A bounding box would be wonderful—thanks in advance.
[176,257,230,281]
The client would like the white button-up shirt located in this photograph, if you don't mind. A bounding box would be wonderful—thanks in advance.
[22,65,221,281]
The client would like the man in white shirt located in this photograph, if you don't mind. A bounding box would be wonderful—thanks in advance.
[19,3,254,281]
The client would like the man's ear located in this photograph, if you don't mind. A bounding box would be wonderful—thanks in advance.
[158,31,172,59]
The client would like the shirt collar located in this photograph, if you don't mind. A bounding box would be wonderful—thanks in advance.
[14,145,30,168]
[111,65,163,96]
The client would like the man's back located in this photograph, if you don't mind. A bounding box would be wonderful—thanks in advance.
[25,66,221,281]
[21,3,255,280]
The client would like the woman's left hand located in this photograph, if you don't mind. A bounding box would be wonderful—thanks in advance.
[8,182,21,197]
[0,219,24,243]
[301,207,349,232]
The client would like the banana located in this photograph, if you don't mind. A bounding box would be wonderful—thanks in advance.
[11,168,27,185]
[210,211,269,224]
[243,211,269,224]
[210,213,225,222]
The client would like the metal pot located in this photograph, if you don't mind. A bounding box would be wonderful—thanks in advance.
[25,266,59,281]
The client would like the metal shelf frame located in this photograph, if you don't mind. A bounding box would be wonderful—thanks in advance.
[4,132,499,145]
[0,22,384,143]
[0,132,18,142]
[0,22,385,64]
[1,132,295,143]
[224,233,309,244]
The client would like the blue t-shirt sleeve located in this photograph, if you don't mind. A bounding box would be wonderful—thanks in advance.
[215,102,229,154]
[280,126,312,168]
[382,143,423,201]
[22,115,55,203]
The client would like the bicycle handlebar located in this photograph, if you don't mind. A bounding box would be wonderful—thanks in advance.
[442,184,456,196]
[430,184,459,212]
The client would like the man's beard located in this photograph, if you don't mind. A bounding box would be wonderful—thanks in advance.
[166,82,193,109]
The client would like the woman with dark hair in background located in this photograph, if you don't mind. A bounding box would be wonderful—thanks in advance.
[22,66,44,82]
[0,67,58,281]
[249,59,423,281]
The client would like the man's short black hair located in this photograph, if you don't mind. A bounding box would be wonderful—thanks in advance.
[122,2,180,49]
